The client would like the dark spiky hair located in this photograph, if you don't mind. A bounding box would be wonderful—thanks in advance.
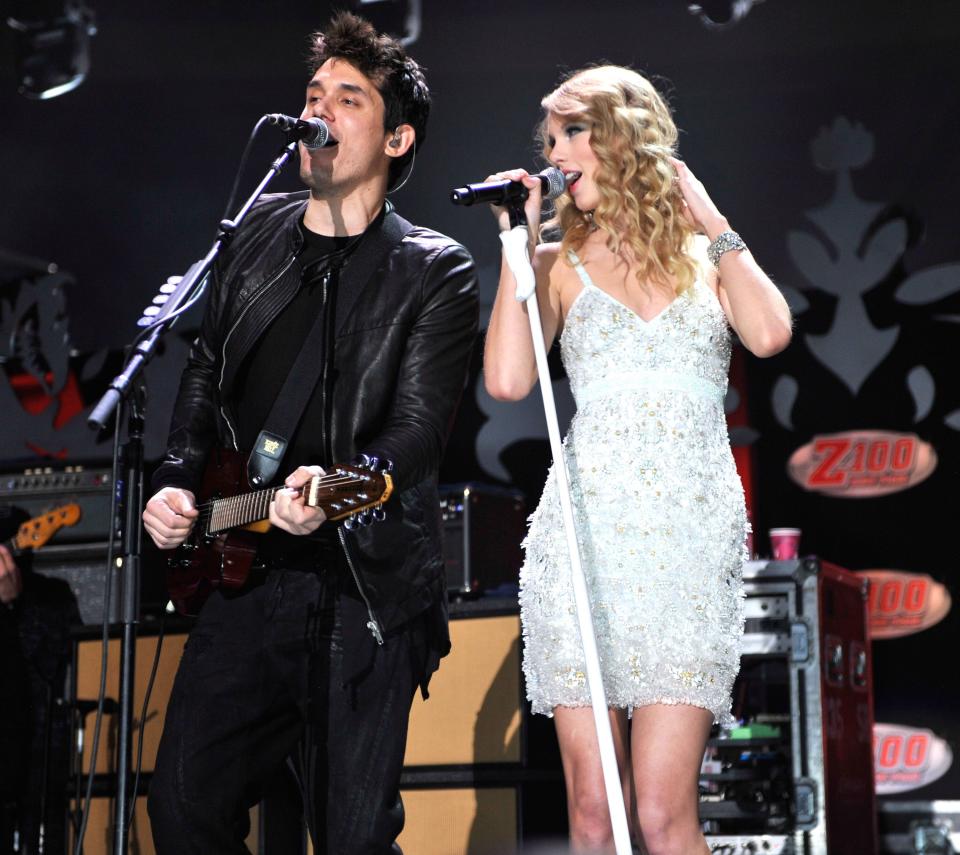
[308,12,430,189]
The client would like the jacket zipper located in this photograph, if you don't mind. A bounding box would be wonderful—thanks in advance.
[319,271,330,462]
[321,268,383,646]
[338,526,384,645]
[219,253,383,646]
[217,255,297,449]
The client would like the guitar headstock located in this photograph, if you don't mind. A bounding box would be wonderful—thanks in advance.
[305,465,393,524]
[13,503,82,551]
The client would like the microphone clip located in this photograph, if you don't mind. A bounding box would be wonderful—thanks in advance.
[506,200,528,229]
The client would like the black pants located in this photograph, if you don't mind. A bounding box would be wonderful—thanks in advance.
[148,568,418,855]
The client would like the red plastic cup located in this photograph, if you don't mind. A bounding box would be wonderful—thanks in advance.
[769,527,801,560]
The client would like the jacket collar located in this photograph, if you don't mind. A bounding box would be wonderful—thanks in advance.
[286,196,396,254]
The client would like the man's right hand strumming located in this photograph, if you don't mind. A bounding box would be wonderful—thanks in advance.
[143,487,199,550]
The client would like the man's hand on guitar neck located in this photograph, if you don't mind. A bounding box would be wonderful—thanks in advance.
[143,487,199,550]
[0,545,22,605]
[270,466,329,536]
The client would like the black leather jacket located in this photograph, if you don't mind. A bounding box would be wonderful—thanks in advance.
[153,190,479,645]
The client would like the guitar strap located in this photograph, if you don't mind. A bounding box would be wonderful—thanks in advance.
[247,205,415,487]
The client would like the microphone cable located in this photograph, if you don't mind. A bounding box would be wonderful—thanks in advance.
[125,611,166,832]
[221,114,274,226]
[73,405,122,854]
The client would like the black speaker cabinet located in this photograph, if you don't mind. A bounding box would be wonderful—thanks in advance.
[31,553,119,625]
[440,484,525,595]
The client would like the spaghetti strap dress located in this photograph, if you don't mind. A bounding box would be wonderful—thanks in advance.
[519,251,747,724]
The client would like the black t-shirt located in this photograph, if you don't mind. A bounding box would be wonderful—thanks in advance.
[231,220,360,565]
[234,222,357,463]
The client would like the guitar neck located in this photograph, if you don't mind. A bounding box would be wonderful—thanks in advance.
[199,460,391,537]
[206,486,291,535]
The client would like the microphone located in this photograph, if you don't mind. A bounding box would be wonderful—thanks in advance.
[263,114,332,150]
[450,167,569,206]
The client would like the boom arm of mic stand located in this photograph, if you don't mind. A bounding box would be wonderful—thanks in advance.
[87,141,298,432]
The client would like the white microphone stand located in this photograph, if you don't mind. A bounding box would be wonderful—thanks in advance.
[499,219,632,855]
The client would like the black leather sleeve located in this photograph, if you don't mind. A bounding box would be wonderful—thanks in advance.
[150,263,228,495]
[358,242,479,492]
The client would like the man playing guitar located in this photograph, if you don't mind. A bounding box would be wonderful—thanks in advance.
[142,13,478,853]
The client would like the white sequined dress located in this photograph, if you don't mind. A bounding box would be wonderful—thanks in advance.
[519,252,747,724]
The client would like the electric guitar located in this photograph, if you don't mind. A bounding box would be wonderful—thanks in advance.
[3,503,82,556]
[166,449,393,616]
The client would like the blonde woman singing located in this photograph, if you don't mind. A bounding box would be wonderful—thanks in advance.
[483,65,792,854]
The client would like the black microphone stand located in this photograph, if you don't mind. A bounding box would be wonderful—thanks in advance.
[86,140,299,855]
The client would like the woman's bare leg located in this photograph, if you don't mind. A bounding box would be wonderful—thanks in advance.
[630,704,713,855]
[553,706,634,853]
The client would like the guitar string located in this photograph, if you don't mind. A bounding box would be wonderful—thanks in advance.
[192,474,370,513]
[192,474,380,533]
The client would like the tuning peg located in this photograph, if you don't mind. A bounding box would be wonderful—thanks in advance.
[372,507,386,522]
[152,293,170,305]
[343,516,357,531]
[142,305,161,317]
[160,275,183,293]
[357,511,372,527]
[350,454,395,473]
[352,453,377,471]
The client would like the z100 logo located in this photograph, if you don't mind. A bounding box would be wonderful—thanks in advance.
[787,430,937,497]
[874,723,953,795]
[858,570,952,640]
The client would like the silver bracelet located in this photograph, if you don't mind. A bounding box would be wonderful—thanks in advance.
[707,230,747,268]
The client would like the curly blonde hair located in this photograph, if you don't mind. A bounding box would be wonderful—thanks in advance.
[540,65,698,295]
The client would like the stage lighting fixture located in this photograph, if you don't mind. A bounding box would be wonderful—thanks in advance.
[688,0,766,28]
[7,0,97,100]
[352,0,421,46]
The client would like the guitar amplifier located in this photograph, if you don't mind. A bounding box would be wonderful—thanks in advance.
[439,483,526,595]
[0,464,166,624]
[0,464,116,553]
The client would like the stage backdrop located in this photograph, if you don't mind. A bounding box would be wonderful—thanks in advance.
[1,0,958,815]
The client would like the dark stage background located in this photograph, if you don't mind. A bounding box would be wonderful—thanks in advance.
[2,0,959,816]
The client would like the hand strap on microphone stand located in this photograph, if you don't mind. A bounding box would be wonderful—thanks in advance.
[499,203,633,855]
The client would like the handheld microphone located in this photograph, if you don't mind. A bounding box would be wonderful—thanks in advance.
[263,114,332,150]
[450,167,569,206]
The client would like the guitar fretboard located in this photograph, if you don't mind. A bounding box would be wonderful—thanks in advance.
[197,469,383,536]
[205,488,278,535]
